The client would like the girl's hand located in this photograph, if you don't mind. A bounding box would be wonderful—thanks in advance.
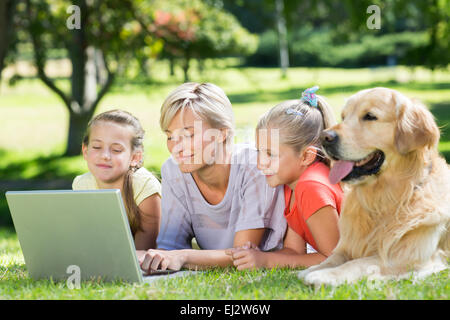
[139,249,185,274]
[226,247,266,270]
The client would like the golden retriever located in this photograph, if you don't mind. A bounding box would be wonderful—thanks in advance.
[298,87,450,286]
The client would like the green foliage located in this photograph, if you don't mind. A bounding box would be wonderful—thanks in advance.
[223,0,449,70]
[247,28,429,68]
[143,0,258,59]
[193,3,259,57]
[24,0,159,74]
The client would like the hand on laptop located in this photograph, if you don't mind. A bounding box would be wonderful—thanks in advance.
[139,249,184,275]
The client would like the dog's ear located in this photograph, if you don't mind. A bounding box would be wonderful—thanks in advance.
[394,92,440,155]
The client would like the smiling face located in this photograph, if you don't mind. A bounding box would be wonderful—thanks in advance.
[256,129,315,189]
[82,121,142,186]
[328,89,397,159]
[165,107,227,173]
[321,88,397,184]
[321,87,439,185]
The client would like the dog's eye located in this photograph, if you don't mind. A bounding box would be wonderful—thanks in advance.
[363,113,378,121]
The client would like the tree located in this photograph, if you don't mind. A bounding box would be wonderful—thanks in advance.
[419,0,450,71]
[225,0,449,71]
[0,0,18,84]
[275,0,289,78]
[223,0,290,76]
[24,0,159,156]
[340,0,449,70]
[137,0,258,82]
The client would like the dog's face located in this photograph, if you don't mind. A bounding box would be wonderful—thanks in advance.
[322,87,439,185]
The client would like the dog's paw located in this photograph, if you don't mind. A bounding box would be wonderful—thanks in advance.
[298,265,323,280]
[297,269,310,280]
[303,269,342,287]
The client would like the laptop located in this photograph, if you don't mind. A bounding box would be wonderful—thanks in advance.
[5,189,181,284]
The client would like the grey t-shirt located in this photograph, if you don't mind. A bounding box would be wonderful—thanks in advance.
[156,145,287,251]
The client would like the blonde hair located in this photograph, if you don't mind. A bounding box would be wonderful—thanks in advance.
[82,109,145,236]
[256,95,337,166]
[160,82,235,143]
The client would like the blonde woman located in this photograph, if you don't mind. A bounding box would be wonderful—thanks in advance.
[139,82,287,273]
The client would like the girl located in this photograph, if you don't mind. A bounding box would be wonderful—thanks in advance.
[72,109,162,251]
[227,86,344,270]
[139,82,287,274]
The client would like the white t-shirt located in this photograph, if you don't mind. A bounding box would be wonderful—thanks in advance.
[156,145,287,251]
[72,167,161,204]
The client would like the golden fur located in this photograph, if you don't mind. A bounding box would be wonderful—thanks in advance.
[299,87,450,286]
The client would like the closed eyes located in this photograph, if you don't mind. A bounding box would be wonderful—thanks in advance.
[92,146,123,152]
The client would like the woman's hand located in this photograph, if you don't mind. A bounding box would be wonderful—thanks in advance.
[139,249,186,274]
[136,250,147,263]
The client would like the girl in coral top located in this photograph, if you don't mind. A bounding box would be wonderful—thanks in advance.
[227,86,344,269]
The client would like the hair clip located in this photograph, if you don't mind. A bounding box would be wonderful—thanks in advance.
[286,108,304,116]
[301,86,319,108]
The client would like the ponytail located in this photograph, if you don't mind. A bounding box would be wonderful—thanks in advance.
[316,95,337,131]
[314,95,337,166]
[256,86,337,167]
[123,168,143,236]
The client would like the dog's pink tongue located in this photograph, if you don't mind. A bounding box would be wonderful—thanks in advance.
[329,161,354,184]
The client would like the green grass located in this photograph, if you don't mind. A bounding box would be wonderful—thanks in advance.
[1,62,450,299]
[0,228,448,299]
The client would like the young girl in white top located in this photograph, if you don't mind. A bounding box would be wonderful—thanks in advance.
[72,109,162,251]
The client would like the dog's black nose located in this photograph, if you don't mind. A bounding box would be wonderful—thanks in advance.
[321,130,339,146]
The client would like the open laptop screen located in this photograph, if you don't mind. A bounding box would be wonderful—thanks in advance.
[6,190,143,283]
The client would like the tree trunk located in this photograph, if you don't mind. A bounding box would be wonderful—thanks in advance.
[64,4,93,156]
[64,44,104,156]
[68,19,87,114]
[26,0,115,157]
[169,56,175,77]
[0,0,17,84]
[275,0,289,78]
[95,48,108,86]
[63,0,110,156]
[64,46,113,156]
[198,58,205,75]
[183,55,190,82]
[66,111,95,156]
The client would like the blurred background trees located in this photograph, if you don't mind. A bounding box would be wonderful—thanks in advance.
[230,0,449,70]
[135,0,258,82]
[1,0,449,156]
[1,0,258,156]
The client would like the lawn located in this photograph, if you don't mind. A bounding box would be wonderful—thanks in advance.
[0,61,449,299]
[0,228,448,300]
